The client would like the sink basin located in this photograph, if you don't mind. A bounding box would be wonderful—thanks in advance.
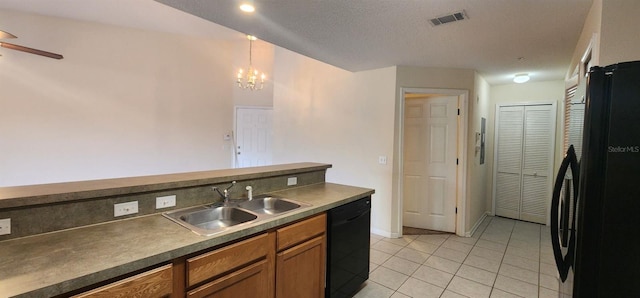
[163,206,257,236]
[163,195,311,236]
[237,196,306,215]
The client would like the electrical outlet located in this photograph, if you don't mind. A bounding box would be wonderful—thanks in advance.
[378,156,387,164]
[0,218,10,236]
[114,201,138,217]
[287,177,298,186]
[156,195,176,209]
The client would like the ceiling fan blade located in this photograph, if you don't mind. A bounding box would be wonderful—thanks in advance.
[0,42,63,59]
[0,30,17,39]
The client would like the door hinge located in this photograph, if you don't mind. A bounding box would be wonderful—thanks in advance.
[456,158,459,165]
[457,109,460,115]
[455,207,458,214]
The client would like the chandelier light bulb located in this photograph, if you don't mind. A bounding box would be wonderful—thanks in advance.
[236,35,266,91]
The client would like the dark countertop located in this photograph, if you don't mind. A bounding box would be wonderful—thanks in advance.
[0,162,332,209]
[0,182,374,298]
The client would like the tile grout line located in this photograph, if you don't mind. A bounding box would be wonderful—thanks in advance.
[367,217,551,298]
[487,217,517,298]
[438,215,493,298]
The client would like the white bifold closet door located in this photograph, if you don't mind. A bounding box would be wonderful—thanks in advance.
[494,104,555,224]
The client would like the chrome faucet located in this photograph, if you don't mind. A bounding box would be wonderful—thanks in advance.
[212,181,236,205]
[246,185,253,201]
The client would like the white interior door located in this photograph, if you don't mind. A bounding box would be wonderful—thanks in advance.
[494,106,525,220]
[494,104,555,224]
[520,105,554,223]
[235,107,273,168]
[403,95,458,232]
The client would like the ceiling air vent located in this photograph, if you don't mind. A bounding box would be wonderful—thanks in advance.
[430,10,468,26]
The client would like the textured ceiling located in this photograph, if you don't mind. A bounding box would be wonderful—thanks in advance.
[0,0,593,85]
[155,0,593,84]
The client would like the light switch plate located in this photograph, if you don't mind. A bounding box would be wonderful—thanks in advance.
[287,177,298,186]
[156,195,176,209]
[0,218,10,235]
[114,201,138,217]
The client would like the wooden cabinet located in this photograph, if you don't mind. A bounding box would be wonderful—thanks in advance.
[187,259,271,298]
[71,264,173,298]
[67,213,327,298]
[275,213,326,298]
[185,213,326,298]
[186,232,275,298]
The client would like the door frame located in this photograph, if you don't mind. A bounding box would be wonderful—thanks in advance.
[491,102,557,225]
[233,106,274,168]
[395,88,468,237]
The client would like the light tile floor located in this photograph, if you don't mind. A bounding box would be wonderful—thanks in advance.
[357,216,559,298]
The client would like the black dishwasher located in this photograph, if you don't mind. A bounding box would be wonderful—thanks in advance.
[326,196,371,298]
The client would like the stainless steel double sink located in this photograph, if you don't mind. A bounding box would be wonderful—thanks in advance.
[163,195,311,236]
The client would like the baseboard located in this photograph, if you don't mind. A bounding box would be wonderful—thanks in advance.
[466,212,489,237]
[371,227,397,238]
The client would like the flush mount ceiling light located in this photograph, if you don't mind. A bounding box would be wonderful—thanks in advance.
[237,35,266,91]
[513,73,530,83]
[239,0,256,13]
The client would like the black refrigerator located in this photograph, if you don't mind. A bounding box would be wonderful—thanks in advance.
[551,61,640,297]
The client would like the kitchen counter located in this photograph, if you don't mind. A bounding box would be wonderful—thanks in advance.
[0,182,374,298]
[0,163,332,209]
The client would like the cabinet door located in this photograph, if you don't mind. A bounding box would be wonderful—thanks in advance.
[187,259,271,298]
[72,264,173,298]
[276,235,326,298]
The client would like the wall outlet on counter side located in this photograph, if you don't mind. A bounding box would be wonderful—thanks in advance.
[114,201,138,217]
[0,218,10,235]
[156,195,176,209]
[287,177,298,186]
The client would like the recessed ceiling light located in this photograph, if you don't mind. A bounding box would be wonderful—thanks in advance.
[239,1,255,13]
[514,73,530,83]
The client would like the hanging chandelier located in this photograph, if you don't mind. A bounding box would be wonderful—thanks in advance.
[236,35,265,91]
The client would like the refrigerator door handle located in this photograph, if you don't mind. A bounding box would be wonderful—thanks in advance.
[551,146,578,282]
[560,179,571,247]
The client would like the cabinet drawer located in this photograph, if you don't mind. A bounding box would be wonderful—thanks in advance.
[187,259,271,298]
[72,264,173,298]
[187,233,270,287]
[277,213,326,251]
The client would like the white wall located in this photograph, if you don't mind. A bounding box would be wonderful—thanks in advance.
[566,0,602,80]
[271,46,397,235]
[567,0,640,77]
[393,66,485,235]
[599,0,640,66]
[474,74,491,227]
[0,10,236,186]
[487,80,565,221]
